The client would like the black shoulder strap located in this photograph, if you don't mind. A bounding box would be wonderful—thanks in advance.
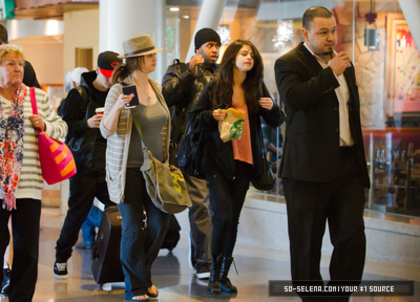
[76,86,90,120]
[76,86,88,104]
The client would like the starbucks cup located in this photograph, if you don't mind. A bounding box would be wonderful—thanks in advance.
[95,108,104,116]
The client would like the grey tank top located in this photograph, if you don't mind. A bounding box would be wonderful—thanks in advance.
[127,101,167,167]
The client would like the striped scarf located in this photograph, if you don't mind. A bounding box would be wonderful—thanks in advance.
[0,84,27,210]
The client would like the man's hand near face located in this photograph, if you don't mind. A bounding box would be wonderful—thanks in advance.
[189,55,205,76]
[329,51,351,76]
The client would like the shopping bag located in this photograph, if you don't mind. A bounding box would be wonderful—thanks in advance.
[218,108,246,142]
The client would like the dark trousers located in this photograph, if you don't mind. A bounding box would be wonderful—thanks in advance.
[283,147,366,302]
[206,160,252,257]
[118,168,169,300]
[55,170,114,262]
[0,199,41,302]
[185,174,212,266]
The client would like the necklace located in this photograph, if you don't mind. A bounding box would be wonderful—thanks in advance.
[138,83,151,102]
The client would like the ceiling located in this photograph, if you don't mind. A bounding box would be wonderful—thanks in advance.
[13,2,98,20]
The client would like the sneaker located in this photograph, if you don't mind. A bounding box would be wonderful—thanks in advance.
[188,233,197,270]
[195,262,211,279]
[53,261,68,280]
[75,241,93,250]
[1,266,11,296]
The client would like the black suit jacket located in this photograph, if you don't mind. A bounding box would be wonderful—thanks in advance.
[275,42,370,188]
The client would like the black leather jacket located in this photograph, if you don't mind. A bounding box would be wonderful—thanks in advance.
[62,71,107,172]
[162,60,218,143]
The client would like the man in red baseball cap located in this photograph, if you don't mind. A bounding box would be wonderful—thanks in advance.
[96,51,122,88]
[53,51,122,280]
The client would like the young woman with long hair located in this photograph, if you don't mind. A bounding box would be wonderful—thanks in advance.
[188,39,284,294]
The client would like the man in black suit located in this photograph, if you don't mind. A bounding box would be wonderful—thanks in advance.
[275,6,370,302]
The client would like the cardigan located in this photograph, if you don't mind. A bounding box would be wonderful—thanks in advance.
[188,81,283,180]
[100,76,170,204]
[0,87,68,200]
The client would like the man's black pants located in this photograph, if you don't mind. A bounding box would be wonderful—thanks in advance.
[283,147,366,302]
[55,170,114,262]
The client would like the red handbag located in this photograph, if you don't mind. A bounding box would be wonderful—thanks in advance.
[29,87,77,184]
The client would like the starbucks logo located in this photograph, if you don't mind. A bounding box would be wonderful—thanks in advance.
[230,119,244,140]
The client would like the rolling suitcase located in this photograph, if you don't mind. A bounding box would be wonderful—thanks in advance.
[91,206,181,286]
[91,206,124,285]
[160,214,181,251]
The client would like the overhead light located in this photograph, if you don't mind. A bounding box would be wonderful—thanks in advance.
[364,0,379,50]
[217,25,230,45]
[273,20,293,49]
[170,7,179,12]
[183,15,190,19]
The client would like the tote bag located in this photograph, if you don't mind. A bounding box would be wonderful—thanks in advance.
[131,109,191,214]
[30,87,77,184]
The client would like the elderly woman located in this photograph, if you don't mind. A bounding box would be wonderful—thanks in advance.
[100,35,169,301]
[0,45,67,301]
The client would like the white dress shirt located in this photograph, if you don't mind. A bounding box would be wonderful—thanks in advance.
[304,43,354,147]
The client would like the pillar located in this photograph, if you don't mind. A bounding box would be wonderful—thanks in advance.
[185,0,228,61]
[399,0,420,50]
[99,0,164,81]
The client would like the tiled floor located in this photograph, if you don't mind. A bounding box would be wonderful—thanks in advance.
[1,207,420,302]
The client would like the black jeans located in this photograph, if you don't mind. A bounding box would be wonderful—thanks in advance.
[185,174,211,266]
[0,199,41,302]
[206,160,252,257]
[55,170,114,262]
[118,168,169,300]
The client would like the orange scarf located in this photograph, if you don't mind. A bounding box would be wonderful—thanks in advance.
[0,84,27,210]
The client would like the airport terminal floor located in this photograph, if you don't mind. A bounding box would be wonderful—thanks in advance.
[1,207,419,302]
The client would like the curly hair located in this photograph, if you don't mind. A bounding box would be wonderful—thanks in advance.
[0,45,25,65]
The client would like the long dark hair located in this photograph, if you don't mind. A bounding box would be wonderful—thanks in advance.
[212,39,263,113]
[112,56,145,84]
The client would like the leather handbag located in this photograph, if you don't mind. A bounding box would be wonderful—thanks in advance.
[131,109,191,214]
[176,128,206,179]
[251,122,275,191]
[30,87,77,184]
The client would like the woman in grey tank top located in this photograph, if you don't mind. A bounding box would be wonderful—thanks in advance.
[100,34,170,302]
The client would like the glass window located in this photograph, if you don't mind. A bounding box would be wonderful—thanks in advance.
[164,0,420,218]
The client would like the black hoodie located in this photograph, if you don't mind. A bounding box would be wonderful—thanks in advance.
[62,71,109,172]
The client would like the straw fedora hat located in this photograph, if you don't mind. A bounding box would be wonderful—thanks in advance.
[118,34,163,59]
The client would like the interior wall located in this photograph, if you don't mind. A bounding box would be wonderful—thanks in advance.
[10,40,64,85]
[63,8,99,75]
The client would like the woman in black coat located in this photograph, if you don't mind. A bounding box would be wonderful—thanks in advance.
[188,39,283,294]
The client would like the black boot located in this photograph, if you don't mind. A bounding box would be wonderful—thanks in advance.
[207,254,223,293]
[220,256,237,293]
[1,266,11,296]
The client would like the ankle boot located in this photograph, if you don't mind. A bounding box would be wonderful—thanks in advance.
[220,256,237,293]
[207,254,223,293]
[1,266,11,296]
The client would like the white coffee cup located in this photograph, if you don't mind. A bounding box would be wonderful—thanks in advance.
[95,107,104,116]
